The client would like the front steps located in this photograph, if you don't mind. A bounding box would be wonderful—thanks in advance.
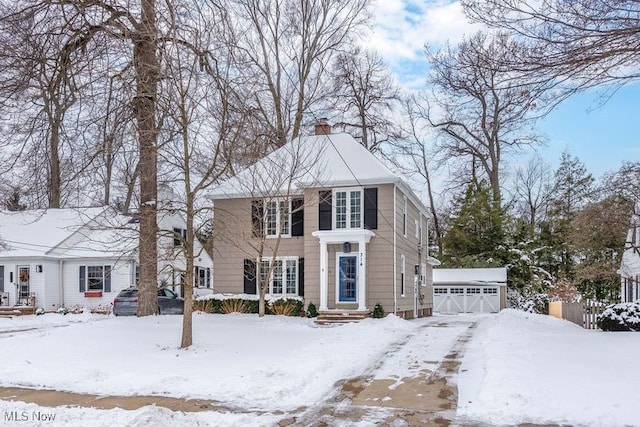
[315,310,371,325]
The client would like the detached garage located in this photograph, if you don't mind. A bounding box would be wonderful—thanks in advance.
[433,268,507,314]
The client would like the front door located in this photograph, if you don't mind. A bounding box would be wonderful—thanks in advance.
[17,266,30,304]
[337,255,357,302]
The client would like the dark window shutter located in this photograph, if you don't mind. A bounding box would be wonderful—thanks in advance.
[206,268,211,288]
[318,191,332,230]
[291,198,304,236]
[0,265,4,292]
[79,266,86,292]
[173,228,181,247]
[104,265,112,292]
[243,259,257,294]
[298,258,304,297]
[364,188,378,230]
[251,200,264,237]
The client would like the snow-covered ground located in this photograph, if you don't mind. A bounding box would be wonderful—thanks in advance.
[458,309,640,427]
[0,309,638,426]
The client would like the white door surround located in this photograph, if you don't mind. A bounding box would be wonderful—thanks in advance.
[312,229,375,311]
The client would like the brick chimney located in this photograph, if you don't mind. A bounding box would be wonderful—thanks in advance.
[314,118,331,135]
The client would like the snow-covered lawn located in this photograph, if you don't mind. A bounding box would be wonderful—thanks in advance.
[458,309,640,427]
[0,309,638,426]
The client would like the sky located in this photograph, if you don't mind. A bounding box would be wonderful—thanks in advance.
[1,309,639,426]
[364,0,639,181]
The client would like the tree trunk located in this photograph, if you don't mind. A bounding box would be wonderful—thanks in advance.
[135,0,159,316]
[181,193,194,348]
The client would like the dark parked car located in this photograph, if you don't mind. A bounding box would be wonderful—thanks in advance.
[113,288,184,316]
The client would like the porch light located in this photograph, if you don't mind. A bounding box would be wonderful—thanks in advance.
[343,242,351,253]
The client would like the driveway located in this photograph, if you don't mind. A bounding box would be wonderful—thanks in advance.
[282,315,482,426]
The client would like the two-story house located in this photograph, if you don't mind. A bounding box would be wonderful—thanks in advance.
[209,120,439,319]
[620,204,640,302]
[0,192,213,312]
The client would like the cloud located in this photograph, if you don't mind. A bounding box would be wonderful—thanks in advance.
[362,0,483,64]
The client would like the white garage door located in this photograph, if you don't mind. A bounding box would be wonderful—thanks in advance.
[433,286,499,313]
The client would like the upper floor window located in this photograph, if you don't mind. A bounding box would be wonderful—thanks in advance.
[252,198,303,238]
[402,195,407,236]
[265,199,290,237]
[173,227,187,247]
[334,188,362,229]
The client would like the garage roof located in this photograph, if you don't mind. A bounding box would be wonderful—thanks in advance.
[433,267,507,284]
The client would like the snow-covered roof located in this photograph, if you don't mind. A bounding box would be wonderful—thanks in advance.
[207,132,427,213]
[0,207,137,259]
[433,267,507,284]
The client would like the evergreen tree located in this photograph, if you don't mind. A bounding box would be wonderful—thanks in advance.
[442,180,504,266]
[542,151,595,279]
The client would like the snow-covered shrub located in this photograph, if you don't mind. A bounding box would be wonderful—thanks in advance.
[507,288,549,314]
[35,307,45,316]
[270,299,303,316]
[220,298,250,314]
[57,307,69,315]
[598,302,640,331]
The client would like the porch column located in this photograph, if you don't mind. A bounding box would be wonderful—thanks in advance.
[358,238,367,311]
[319,241,328,311]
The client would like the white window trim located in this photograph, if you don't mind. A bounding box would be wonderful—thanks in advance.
[264,198,292,239]
[257,256,299,296]
[333,187,364,230]
[194,266,211,288]
[414,219,419,239]
[400,254,406,297]
[83,265,110,291]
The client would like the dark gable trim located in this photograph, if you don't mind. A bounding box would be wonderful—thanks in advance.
[363,187,378,230]
[318,190,332,230]
[291,198,304,236]
[243,259,257,294]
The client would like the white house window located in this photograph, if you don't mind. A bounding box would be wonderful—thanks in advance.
[194,266,211,288]
[334,188,363,229]
[173,227,187,247]
[415,219,419,239]
[258,258,298,296]
[80,265,111,292]
[265,199,291,237]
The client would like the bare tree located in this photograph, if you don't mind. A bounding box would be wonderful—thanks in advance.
[462,0,640,92]
[511,155,553,238]
[424,31,552,210]
[329,48,401,152]
[157,1,245,347]
[220,0,370,148]
[396,94,444,257]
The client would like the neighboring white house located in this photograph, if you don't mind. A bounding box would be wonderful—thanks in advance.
[0,202,213,312]
[432,267,507,314]
[619,205,640,302]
